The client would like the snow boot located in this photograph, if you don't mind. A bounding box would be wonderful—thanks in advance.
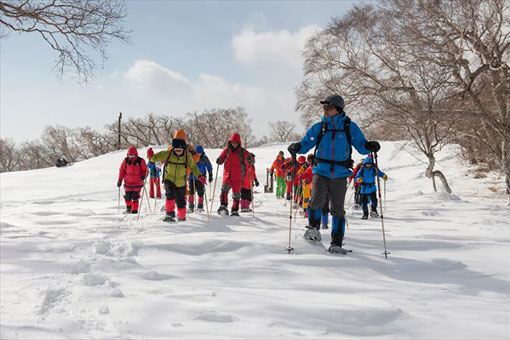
[361,213,368,220]
[163,211,176,222]
[370,210,379,218]
[131,209,138,214]
[328,245,349,254]
[304,228,321,242]
[188,204,195,213]
[197,203,204,212]
[123,207,132,214]
[217,205,229,216]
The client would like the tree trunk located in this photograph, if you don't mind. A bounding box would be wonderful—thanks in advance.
[425,154,452,193]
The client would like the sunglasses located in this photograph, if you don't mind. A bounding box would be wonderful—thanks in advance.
[322,104,336,111]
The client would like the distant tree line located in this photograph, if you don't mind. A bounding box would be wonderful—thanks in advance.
[0,108,302,173]
[296,0,509,197]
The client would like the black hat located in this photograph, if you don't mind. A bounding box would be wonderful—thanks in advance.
[320,94,345,109]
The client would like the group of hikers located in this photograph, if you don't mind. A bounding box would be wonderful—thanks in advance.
[117,130,258,222]
[116,93,387,253]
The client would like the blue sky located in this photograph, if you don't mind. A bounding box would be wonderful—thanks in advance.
[1,0,356,143]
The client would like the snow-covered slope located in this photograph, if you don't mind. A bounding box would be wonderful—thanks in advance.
[1,142,509,339]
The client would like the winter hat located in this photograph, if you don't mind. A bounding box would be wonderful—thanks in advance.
[307,154,315,162]
[320,94,345,112]
[147,147,154,160]
[173,129,187,141]
[172,139,186,149]
[127,146,138,157]
[195,145,204,154]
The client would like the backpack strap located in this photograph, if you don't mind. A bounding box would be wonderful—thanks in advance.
[312,115,353,170]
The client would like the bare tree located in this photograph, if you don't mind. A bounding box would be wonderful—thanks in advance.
[77,126,116,157]
[298,4,459,192]
[0,138,23,172]
[269,120,301,142]
[383,0,510,200]
[0,0,129,82]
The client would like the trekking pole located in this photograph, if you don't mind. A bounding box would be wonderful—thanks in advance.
[137,175,150,222]
[192,176,197,213]
[117,186,121,215]
[286,155,297,254]
[384,180,387,213]
[209,164,220,213]
[204,185,211,221]
[373,151,390,259]
[251,187,255,220]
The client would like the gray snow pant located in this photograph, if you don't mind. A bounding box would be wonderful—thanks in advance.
[310,175,347,217]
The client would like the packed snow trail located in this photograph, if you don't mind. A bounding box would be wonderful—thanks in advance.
[1,142,509,339]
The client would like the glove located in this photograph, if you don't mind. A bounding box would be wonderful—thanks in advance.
[287,142,301,155]
[216,157,223,165]
[117,181,122,188]
[357,177,363,184]
[199,176,207,185]
[365,141,381,152]
[141,175,145,181]
[254,179,259,187]
[208,175,213,183]
[383,174,388,181]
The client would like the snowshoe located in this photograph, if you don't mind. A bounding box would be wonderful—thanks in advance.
[240,208,252,213]
[303,228,322,242]
[131,210,138,214]
[370,211,379,218]
[188,207,195,213]
[163,215,176,222]
[123,208,132,214]
[328,245,351,254]
[361,214,368,220]
[217,205,229,216]
[230,211,240,216]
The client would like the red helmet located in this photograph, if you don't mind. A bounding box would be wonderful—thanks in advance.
[298,155,306,164]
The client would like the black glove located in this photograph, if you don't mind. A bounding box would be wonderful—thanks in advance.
[287,142,301,155]
[117,181,122,188]
[208,175,213,183]
[365,141,381,152]
[216,157,223,165]
[254,179,259,187]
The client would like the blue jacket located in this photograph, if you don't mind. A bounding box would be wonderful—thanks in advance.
[147,162,160,178]
[354,157,385,194]
[190,154,213,180]
[298,114,370,178]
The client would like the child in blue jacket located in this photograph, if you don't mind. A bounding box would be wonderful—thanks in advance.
[355,156,387,219]
[188,145,213,212]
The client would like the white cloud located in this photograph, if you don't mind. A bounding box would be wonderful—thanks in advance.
[120,60,300,136]
[232,25,321,69]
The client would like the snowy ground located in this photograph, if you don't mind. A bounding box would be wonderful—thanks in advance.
[1,142,509,339]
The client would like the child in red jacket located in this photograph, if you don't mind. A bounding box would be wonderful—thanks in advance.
[117,146,148,214]
[241,153,259,212]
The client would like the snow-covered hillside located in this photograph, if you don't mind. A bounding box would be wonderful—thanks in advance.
[1,142,509,339]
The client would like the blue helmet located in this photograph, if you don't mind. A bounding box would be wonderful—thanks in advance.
[195,145,204,154]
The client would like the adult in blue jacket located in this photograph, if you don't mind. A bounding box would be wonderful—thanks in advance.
[355,156,387,219]
[288,94,381,253]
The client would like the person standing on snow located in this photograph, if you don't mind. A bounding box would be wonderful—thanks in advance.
[188,145,213,212]
[241,153,259,213]
[270,151,287,199]
[355,156,387,219]
[216,133,254,216]
[150,129,201,222]
[117,146,148,214]
[147,147,162,199]
[348,158,365,209]
[287,94,381,253]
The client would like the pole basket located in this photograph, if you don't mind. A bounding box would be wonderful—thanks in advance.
[264,168,274,193]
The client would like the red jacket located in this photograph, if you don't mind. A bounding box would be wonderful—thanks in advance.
[349,163,363,187]
[118,146,148,191]
[218,133,254,182]
[282,159,305,184]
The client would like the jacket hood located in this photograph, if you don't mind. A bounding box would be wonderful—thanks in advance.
[229,133,242,146]
[127,146,138,157]
[173,129,187,141]
[195,145,204,154]
[147,147,154,159]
